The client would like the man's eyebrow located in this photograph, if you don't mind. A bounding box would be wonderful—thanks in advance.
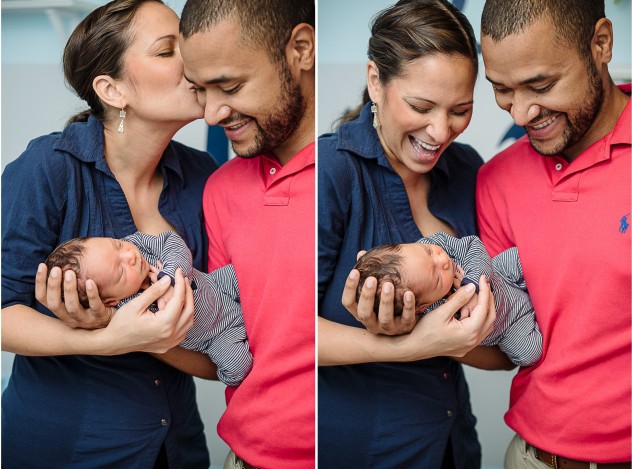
[184,74,235,86]
[486,73,551,86]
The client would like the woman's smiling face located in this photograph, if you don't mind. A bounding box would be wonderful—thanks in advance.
[368,54,476,178]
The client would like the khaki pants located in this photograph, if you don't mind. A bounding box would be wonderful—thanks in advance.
[505,434,598,469]
[223,450,258,469]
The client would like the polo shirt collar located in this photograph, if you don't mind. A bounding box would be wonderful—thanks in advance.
[260,140,315,186]
[54,115,185,184]
[609,82,631,147]
[337,101,451,179]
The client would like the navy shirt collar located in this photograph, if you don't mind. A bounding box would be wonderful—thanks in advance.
[337,101,451,179]
[54,115,185,185]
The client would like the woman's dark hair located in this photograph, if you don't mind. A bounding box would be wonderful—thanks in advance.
[63,0,163,125]
[338,0,478,126]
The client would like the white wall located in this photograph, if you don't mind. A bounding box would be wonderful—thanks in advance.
[1,1,229,466]
[317,1,630,468]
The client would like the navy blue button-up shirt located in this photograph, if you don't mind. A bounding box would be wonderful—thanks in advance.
[1,116,218,468]
[318,102,483,468]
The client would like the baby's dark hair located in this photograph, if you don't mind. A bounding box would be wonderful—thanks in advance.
[44,237,90,308]
[353,244,408,316]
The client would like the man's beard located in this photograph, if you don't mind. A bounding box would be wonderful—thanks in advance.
[235,63,305,158]
[529,61,603,156]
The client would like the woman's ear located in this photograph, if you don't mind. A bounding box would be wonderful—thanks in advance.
[285,22,315,73]
[103,298,119,307]
[92,75,126,110]
[366,61,382,104]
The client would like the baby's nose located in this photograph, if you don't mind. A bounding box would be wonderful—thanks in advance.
[440,252,451,270]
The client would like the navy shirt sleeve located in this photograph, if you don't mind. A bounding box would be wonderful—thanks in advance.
[2,134,82,309]
[317,133,354,305]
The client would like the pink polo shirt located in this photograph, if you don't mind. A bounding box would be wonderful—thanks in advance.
[203,143,315,468]
[476,84,631,462]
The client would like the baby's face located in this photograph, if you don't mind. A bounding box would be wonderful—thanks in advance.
[398,243,456,312]
[81,238,151,306]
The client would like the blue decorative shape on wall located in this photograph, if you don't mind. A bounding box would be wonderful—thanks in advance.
[206,125,230,165]
[500,124,527,146]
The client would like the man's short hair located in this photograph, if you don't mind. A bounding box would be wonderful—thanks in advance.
[180,0,314,63]
[481,0,605,63]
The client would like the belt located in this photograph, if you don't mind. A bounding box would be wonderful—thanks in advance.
[533,446,631,469]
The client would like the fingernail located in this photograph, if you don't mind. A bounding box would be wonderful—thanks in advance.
[464,283,475,293]
[37,264,44,273]
[65,271,73,281]
[383,283,392,293]
[349,270,359,280]
[365,278,376,288]
[50,268,59,278]
[404,291,413,301]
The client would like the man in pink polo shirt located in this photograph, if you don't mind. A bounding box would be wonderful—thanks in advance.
[179,1,315,468]
[478,1,630,467]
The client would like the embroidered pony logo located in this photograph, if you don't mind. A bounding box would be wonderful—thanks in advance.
[620,213,630,234]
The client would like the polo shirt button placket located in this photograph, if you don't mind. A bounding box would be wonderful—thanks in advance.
[161,418,168,427]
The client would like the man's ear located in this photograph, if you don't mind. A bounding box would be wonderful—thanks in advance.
[285,23,315,73]
[92,74,126,110]
[591,17,614,65]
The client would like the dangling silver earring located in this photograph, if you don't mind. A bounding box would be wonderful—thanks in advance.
[118,108,126,134]
[371,102,380,129]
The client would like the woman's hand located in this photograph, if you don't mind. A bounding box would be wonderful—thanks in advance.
[320,275,495,366]
[407,276,496,360]
[35,263,115,329]
[97,268,194,355]
[341,269,417,336]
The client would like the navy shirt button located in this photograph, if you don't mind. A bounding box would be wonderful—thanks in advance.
[154,379,161,387]
[447,410,454,417]
[161,419,168,426]
[443,372,450,380]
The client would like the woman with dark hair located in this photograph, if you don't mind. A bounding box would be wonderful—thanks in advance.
[318,0,505,467]
[1,0,218,466]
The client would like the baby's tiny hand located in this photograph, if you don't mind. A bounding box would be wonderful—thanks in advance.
[148,269,175,303]
[149,268,160,283]
[453,265,465,289]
